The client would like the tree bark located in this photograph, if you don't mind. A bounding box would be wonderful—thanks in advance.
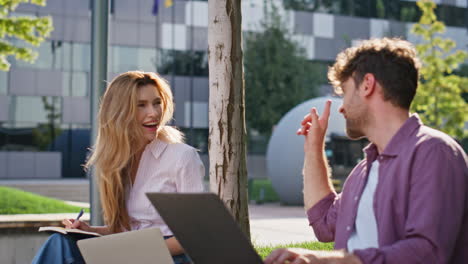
[207,0,250,238]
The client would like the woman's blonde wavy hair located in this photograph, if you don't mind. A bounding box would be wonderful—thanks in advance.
[85,71,183,233]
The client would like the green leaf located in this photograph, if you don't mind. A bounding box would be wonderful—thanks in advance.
[0,0,53,71]
[410,1,468,139]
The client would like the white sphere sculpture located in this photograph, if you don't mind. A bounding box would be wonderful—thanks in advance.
[266,96,346,204]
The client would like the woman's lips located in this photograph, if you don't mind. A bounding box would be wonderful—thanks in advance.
[143,124,158,132]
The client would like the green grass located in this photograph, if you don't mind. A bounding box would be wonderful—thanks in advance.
[0,186,89,214]
[255,241,334,259]
[248,179,280,203]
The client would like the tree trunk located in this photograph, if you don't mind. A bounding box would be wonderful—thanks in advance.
[207,0,250,238]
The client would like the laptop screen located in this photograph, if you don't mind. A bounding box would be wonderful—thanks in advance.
[146,192,263,264]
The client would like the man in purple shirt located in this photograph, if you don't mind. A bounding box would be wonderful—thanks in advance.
[264,38,467,264]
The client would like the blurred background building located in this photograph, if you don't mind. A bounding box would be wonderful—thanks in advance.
[0,0,467,181]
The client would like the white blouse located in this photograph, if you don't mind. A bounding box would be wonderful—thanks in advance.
[126,139,205,236]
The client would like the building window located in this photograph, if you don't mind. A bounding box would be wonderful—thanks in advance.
[111,45,141,73]
[62,71,89,97]
[180,127,208,153]
[158,50,208,76]
[284,0,466,28]
[62,42,91,72]
[1,96,62,151]
[0,71,7,95]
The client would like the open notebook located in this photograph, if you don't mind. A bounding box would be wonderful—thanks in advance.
[77,227,173,264]
[39,226,101,238]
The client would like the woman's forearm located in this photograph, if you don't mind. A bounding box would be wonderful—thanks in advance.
[90,225,112,235]
[165,237,185,256]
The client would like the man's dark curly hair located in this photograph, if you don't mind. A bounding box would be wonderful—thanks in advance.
[328,38,421,109]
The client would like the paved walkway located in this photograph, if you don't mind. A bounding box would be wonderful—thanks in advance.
[249,203,317,246]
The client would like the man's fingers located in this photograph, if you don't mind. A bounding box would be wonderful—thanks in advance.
[301,114,312,126]
[291,256,309,264]
[303,101,331,126]
[276,253,295,263]
[299,102,331,135]
[275,249,299,264]
[310,108,320,128]
[299,123,310,134]
[320,100,332,123]
[264,248,284,264]
[264,248,297,264]
[297,123,312,135]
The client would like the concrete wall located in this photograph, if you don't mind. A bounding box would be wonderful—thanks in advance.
[0,228,49,264]
[0,152,61,179]
[0,215,81,264]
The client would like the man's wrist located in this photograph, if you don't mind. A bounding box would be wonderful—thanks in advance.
[341,252,362,264]
[309,250,362,264]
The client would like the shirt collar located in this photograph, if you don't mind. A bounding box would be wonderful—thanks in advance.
[147,138,169,160]
[364,114,422,160]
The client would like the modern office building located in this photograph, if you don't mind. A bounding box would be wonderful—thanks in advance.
[0,0,466,180]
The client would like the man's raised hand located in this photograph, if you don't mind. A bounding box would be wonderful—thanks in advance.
[297,100,332,152]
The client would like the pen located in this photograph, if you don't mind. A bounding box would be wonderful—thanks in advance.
[75,208,84,221]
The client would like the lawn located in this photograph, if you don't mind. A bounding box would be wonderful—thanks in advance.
[0,186,88,214]
[255,241,334,259]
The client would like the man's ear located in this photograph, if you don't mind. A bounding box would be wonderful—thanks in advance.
[360,73,376,97]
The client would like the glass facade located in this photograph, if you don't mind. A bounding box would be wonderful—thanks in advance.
[158,50,209,76]
[0,71,7,95]
[284,0,467,27]
[1,1,213,178]
[62,71,88,97]
[1,0,466,179]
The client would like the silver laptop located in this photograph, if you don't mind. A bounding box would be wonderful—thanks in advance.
[77,227,173,264]
[146,192,264,264]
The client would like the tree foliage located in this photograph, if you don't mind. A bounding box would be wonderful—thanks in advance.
[410,0,468,139]
[244,3,322,137]
[0,0,53,71]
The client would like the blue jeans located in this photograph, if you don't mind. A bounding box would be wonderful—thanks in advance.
[32,233,85,264]
[32,233,192,264]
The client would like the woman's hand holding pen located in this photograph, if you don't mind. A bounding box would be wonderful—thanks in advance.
[62,208,93,232]
[61,208,112,235]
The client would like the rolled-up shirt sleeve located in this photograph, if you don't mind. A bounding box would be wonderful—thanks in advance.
[354,142,467,264]
[306,192,341,242]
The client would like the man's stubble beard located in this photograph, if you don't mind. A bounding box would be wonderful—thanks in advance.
[345,107,369,140]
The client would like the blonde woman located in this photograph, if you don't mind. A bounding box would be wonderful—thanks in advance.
[32,71,204,264]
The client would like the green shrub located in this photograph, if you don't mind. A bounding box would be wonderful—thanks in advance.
[248,179,280,203]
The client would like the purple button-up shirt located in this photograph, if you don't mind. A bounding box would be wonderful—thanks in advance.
[307,115,468,264]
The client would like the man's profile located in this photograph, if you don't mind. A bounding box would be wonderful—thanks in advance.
[265,38,467,264]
